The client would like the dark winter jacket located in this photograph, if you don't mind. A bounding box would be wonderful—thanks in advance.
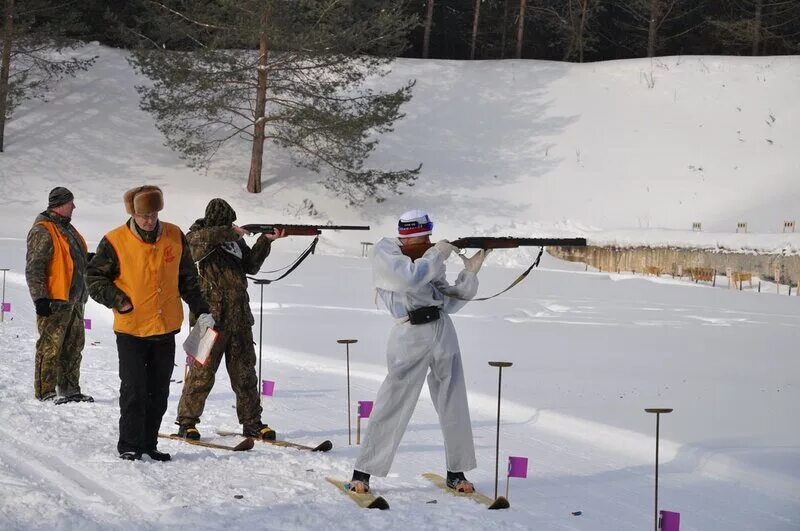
[186,218,272,330]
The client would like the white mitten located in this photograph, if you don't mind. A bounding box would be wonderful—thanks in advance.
[459,249,490,273]
[196,313,215,330]
[432,240,459,260]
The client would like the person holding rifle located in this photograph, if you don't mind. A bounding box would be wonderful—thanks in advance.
[175,198,286,441]
[347,210,489,494]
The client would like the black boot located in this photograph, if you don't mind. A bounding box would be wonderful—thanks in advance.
[69,393,94,403]
[177,425,201,440]
[119,451,142,461]
[243,422,276,441]
[348,470,371,493]
[446,471,473,492]
[145,449,171,462]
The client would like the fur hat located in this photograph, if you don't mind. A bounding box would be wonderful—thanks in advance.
[204,198,237,227]
[123,185,164,216]
[398,210,433,238]
[48,187,74,209]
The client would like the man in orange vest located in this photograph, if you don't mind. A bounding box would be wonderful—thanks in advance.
[87,185,211,461]
[25,187,94,404]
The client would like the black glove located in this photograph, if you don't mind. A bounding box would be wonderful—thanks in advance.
[34,298,52,317]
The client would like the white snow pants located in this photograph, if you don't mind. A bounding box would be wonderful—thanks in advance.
[354,313,476,477]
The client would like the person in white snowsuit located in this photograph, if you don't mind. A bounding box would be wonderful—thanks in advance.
[349,210,489,494]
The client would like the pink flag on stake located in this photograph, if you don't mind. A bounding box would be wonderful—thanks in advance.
[358,400,373,418]
[261,380,275,396]
[84,318,92,330]
[1,302,10,312]
[508,456,528,478]
[660,511,680,531]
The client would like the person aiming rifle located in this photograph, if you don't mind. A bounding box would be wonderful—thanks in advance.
[175,199,288,441]
[348,210,488,495]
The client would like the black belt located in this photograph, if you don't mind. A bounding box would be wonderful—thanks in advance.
[407,305,440,325]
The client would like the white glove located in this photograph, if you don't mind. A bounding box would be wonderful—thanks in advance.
[433,240,459,260]
[459,249,490,274]
[196,313,215,330]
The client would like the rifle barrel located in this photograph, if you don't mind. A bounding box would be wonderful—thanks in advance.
[242,224,370,234]
[452,237,587,248]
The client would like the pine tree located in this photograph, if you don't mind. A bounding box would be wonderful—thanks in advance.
[0,0,96,152]
[127,0,420,204]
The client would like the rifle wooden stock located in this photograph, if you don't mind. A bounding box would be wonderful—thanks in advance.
[400,237,586,260]
[241,224,370,236]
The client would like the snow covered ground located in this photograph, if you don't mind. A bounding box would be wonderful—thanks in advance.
[0,45,798,529]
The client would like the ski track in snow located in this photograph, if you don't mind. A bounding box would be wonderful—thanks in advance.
[0,243,798,529]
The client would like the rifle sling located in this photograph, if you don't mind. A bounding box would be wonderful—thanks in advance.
[445,247,544,302]
[247,236,319,284]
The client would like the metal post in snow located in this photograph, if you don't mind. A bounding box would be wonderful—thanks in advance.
[253,279,270,405]
[338,339,357,445]
[645,408,673,531]
[0,268,7,322]
[489,361,512,501]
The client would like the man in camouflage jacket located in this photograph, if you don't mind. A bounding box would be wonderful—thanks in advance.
[175,198,286,441]
[25,187,93,403]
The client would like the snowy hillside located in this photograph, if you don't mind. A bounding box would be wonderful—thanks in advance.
[0,45,798,530]
[1,45,798,244]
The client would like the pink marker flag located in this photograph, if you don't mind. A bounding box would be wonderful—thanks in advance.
[508,456,528,478]
[660,511,680,531]
[358,400,373,418]
[1,302,10,312]
[84,318,92,330]
[261,380,275,397]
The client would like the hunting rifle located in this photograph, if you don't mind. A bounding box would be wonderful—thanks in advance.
[400,236,588,301]
[240,223,369,284]
[241,224,370,235]
[400,236,587,261]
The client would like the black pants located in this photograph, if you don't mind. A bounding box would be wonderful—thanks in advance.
[116,333,175,454]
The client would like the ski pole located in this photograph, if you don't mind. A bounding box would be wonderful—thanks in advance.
[489,361,512,500]
[645,408,673,531]
[338,339,357,445]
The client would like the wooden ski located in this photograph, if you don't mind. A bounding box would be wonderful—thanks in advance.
[422,473,510,510]
[216,430,332,452]
[158,433,254,451]
[325,477,389,510]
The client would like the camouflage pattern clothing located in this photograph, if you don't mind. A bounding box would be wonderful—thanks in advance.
[176,215,272,428]
[35,304,85,399]
[26,210,88,399]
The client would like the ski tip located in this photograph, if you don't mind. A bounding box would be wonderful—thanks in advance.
[488,496,510,510]
[233,437,255,451]
[314,440,333,452]
[368,496,390,510]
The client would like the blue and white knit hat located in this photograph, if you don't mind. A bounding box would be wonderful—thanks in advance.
[398,210,433,238]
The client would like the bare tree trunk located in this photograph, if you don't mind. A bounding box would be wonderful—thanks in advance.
[578,0,589,62]
[515,0,526,59]
[752,0,763,55]
[470,0,481,60]
[0,0,14,153]
[647,0,659,57]
[422,0,434,59]
[500,0,509,58]
[247,7,269,193]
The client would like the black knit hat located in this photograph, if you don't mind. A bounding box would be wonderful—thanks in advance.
[204,198,237,227]
[48,187,74,209]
